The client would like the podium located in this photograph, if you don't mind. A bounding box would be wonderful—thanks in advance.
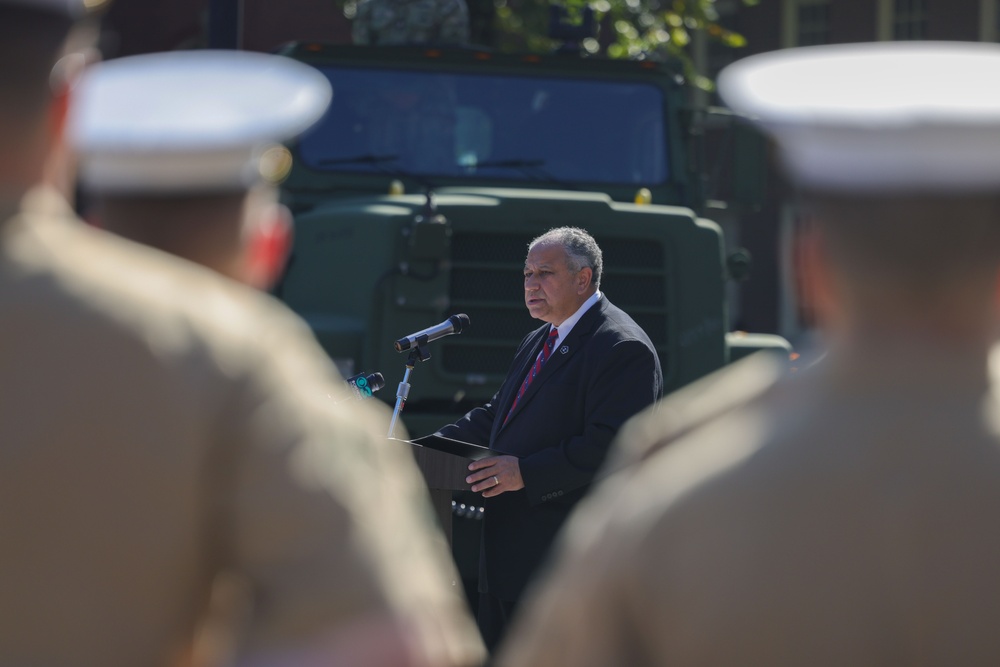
[390,434,492,543]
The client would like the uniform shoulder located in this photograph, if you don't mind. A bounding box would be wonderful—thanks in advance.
[6,191,321,377]
[561,354,792,570]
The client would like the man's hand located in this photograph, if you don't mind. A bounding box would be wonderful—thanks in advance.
[467,455,523,498]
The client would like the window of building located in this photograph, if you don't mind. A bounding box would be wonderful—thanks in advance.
[977,0,994,41]
[782,0,831,47]
[798,1,831,45]
[705,0,742,84]
[892,0,927,40]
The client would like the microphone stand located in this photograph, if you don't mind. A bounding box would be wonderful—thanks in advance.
[387,335,432,438]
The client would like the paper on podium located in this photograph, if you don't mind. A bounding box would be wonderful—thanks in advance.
[409,433,494,461]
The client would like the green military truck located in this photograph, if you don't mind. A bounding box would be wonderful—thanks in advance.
[275,42,788,437]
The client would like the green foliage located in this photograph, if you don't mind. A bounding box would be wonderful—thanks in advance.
[492,0,756,90]
[341,0,756,89]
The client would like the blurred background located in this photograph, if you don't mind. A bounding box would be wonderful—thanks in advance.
[94,0,998,354]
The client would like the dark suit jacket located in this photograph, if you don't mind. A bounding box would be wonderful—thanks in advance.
[438,296,663,602]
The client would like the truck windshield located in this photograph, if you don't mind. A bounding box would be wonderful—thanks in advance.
[298,65,669,186]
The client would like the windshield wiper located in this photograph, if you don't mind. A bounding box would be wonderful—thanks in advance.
[314,153,441,193]
[473,159,546,169]
[469,158,578,190]
[319,154,400,166]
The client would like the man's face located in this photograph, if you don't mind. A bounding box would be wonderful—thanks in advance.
[523,243,592,326]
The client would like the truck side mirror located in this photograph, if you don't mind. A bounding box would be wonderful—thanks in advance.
[698,107,768,212]
[730,122,768,209]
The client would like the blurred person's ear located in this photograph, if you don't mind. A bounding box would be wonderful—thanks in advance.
[244,202,293,290]
[796,222,844,335]
[993,268,1000,313]
[40,80,74,197]
[48,49,93,143]
[44,50,94,200]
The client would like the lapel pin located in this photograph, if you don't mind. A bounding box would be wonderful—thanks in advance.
[560,346,569,354]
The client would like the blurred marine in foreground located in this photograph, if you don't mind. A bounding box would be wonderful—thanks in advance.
[70,50,314,290]
[498,41,1000,666]
[0,2,484,666]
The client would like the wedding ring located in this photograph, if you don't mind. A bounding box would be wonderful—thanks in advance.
[492,476,499,487]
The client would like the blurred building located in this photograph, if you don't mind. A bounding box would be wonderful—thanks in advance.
[100,0,351,58]
[97,0,996,347]
[702,0,994,345]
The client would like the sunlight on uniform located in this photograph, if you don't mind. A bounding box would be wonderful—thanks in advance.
[0,7,484,666]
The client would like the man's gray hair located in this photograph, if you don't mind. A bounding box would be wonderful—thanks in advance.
[528,226,603,288]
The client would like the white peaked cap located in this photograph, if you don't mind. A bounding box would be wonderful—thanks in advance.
[1,0,86,16]
[718,41,1000,192]
[71,50,333,194]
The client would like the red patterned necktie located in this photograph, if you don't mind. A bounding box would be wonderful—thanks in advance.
[503,327,559,425]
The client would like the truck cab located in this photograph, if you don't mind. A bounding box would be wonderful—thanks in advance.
[276,42,787,436]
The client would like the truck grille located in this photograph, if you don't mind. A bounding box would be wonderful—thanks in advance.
[442,232,669,377]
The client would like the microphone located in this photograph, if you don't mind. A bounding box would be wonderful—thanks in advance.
[394,314,470,352]
[344,371,385,400]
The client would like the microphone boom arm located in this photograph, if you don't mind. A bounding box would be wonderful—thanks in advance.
[387,342,432,438]
[387,314,468,438]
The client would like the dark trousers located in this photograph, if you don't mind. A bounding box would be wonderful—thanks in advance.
[478,591,519,656]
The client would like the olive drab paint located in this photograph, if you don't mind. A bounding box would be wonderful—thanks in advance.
[275,43,788,439]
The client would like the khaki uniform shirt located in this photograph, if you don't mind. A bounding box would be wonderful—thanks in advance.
[498,345,1000,666]
[0,189,484,667]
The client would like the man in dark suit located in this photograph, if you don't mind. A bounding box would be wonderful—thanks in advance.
[436,226,663,649]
